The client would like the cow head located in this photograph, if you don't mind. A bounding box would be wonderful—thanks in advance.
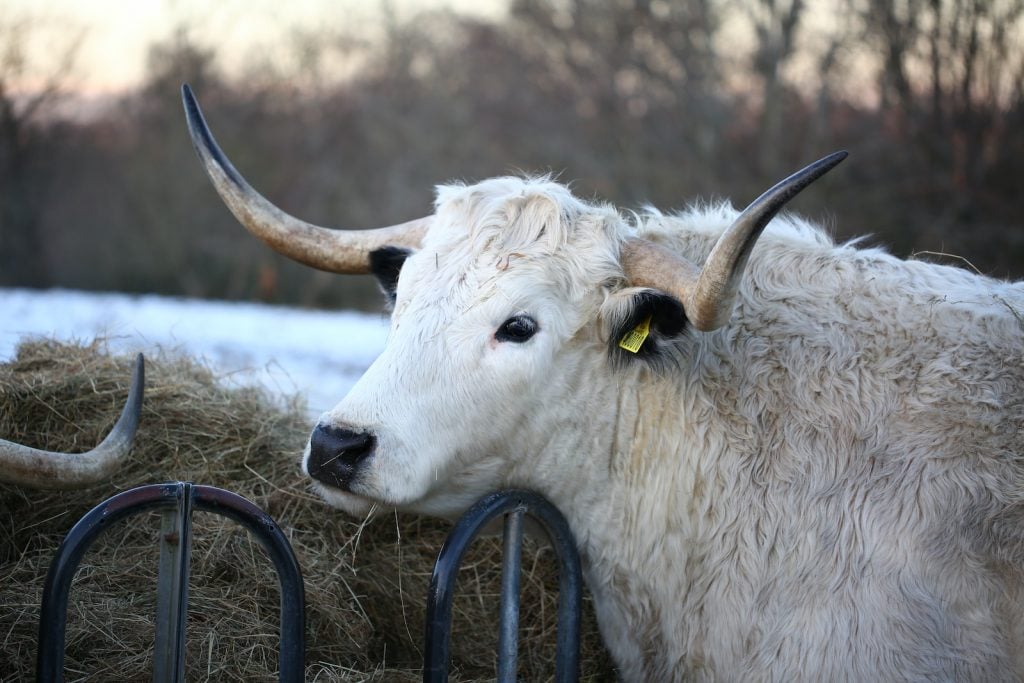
[183,85,844,518]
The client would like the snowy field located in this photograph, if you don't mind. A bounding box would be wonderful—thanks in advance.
[0,288,389,418]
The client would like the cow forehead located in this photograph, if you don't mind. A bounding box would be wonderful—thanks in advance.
[406,176,627,303]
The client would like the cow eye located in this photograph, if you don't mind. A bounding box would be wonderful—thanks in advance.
[496,315,538,343]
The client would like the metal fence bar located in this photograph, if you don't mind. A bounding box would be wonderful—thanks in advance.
[423,490,582,683]
[37,482,305,683]
[497,508,524,683]
[153,483,194,682]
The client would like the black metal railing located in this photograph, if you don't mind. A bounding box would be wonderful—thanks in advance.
[38,485,581,682]
[423,489,583,683]
[36,482,305,682]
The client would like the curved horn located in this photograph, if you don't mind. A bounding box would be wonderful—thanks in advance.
[622,151,848,331]
[181,84,427,274]
[0,354,145,489]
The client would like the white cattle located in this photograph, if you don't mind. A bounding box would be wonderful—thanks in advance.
[185,84,1024,680]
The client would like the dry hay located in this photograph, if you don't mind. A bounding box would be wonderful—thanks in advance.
[0,340,615,681]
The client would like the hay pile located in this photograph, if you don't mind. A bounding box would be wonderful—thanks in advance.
[0,341,615,681]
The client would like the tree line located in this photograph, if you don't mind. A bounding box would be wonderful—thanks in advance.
[2,0,1022,310]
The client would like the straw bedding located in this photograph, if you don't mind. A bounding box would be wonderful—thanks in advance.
[0,340,614,681]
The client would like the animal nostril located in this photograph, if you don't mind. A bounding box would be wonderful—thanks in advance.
[307,424,376,489]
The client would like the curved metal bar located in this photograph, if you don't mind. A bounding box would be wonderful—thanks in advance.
[423,490,582,683]
[191,484,306,681]
[37,482,183,681]
[37,482,306,683]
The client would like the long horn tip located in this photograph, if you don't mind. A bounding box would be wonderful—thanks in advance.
[788,150,849,191]
[181,83,208,147]
[181,83,201,132]
[816,149,848,173]
[180,83,250,196]
[130,353,145,408]
[748,149,850,217]
[118,353,145,441]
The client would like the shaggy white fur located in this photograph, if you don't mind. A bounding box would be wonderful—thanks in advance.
[309,176,1024,681]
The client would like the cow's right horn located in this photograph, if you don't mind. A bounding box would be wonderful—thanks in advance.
[622,151,847,331]
[182,84,427,274]
[0,354,145,489]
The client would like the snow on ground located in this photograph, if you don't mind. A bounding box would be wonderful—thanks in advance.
[0,288,389,418]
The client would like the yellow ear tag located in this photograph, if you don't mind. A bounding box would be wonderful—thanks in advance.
[618,314,652,353]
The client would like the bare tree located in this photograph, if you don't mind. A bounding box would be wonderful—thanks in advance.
[507,0,727,201]
[8,1,1023,303]
[744,0,806,174]
[0,15,83,286]
[856,0,1024,192]
[842,0,1024,267]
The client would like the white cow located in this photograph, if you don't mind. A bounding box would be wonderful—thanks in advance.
[185,85,1024,681]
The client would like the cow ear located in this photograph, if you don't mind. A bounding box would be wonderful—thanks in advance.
[603,288,688,367]
[369,247,412,305]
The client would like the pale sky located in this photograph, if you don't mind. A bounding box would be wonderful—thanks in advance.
[4,0,888,110]
[4,0,506,95]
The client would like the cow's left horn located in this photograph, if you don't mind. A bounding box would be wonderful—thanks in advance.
[0,354,145,489]
[182,84,427,274]
[622,151,847,331]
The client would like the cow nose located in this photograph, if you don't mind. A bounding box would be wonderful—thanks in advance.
[307,424,375,489]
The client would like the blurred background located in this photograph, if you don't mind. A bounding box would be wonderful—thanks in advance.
[2,0,1023,312]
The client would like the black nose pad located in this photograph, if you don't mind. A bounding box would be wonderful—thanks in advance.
[307,424,376,489]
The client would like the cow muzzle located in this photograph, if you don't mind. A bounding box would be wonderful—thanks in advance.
[306,424,375,490]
